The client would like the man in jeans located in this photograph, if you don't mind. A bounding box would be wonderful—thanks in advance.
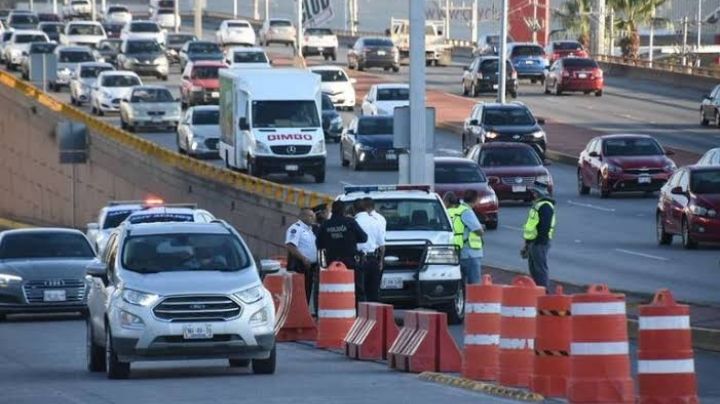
[444,191,484,284]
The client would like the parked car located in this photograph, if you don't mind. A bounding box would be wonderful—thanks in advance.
[102,21,124,39]
[321,93,343,142]
[310,65,356,111]
[50,45,97,91]
[117,38,169,80]
[347,37,399,72]
[103,5,132,25]
[38,21,64,42]
[165,32,196,63]
[178,40,223,71]
[37,13,62,23]
[461,101,547,158]
[434,156,499,229]
[577,134,676,198]
[546,40,588,63]
[340,115,400,170]
[462,56,517,98]
[120,85,181,132]
[0,228,96,320]
[225,46,270,69]
[7,11,39,30]
[120,20,164,45]
[19,41,57,80]
[697,147,720,166]
[151,7,178,30]
[303,27,338,60]
[361,83,409,116]
[70,62,115,105]
[506,42,547,83]
[177,105,221,157]
[180,61,225,107]
[216,19,255,46]
[544,57,603,96]
[90,70,143,115]
[700,85,720,127]
[466,142,553,201]
[96,38,122,64]
[657,165,720,248]
[4,30,49,70]
[61,21,107,47]
[259,18,296,46]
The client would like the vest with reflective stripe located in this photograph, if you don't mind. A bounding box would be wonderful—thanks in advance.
[447,204,483,250]
[523,199,556,241]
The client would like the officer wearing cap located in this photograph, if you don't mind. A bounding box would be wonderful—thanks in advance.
[285,208,318,306]
[521,178,556,289]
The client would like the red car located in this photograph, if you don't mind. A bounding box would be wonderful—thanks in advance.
[434,157,499,229]
[466,142,553,202]
[180,60,227,107]
[546,40,588,63]
[544,57,603,96]
[657,165,720,248]
[578,134,676,198]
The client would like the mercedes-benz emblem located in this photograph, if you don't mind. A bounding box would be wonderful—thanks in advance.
[44,279,65,287]
[514,177,523,184]
[286,145,297,154]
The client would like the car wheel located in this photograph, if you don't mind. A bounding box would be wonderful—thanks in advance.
[595,90,603,97]
[97,108,105,117]
[598,174,610,198]
[510,91,518,99]
[340,145,349,167]
[392,65,399,73]
[251,344,276,375]
[105,328,130,379]
[314,169,326,183]
[357,63,364,71]
[555,83,562,96]
[127,123,135,133]
[656,212,673,245]
[531,79,537,84]
[70,95,77,106]
[577,169,590,195]
[443,280,465,325]
[247,156,260,177]
[228,359,250,367]
[485,220,498,230]
[91,104,98,115]
[120,118,127,130]
[700,109,709,126]
[332,52,337,61]
[86,318,105,372]
[681,217,698,249]
[715,112,720,128]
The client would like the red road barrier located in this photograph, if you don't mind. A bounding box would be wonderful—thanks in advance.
[462,275,503,381]
[531,285,572,398]
[388,310,461,373]
[638,289,698,404]
[344,302,399,361]
[316,261,356,349]
[263,271,317,341]
[568,284,634,403]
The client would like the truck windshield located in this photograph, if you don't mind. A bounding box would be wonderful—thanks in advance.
[373,199,451,232]
[68,24,103,35]
[252,100,320,128]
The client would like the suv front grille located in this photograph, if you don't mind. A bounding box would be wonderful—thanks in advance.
[383,245,425,271]
[153,295,241,321]
[501,176,535,186]
[23,279,86,303]
[624,168,664,175]
[270,145,311,155]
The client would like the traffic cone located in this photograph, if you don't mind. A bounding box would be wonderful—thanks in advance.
[316,261,356,349]
[462,275,503,381]
[262,271,317,341]
[531,285,571,397]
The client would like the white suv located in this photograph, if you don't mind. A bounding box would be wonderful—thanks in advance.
[85,221,277,379]
[337,185,464,324]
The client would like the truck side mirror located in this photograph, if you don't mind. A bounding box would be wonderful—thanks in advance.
[239,117,250,131]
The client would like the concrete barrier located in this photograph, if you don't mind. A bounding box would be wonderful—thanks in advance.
[598,59,719,93]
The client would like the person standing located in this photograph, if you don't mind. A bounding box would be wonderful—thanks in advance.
[285,208,318,306]
[365,197,386,297]
[521,179,556,290]
[444,191,484,284]
[354,198,383,302]
[316,200,368,271]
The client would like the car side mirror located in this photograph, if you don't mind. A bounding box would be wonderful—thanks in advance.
[469,119,479,126]
[86,261,108,283]
[665,150,675,156]
[350,78,357,84]
[260,259,282,275]
[670,186,686,196]
[704,94,711,100]
[239,117,250,131]
[87,222,99,231]
[537,118,546,125]
[182,75,189,80]
[588,151,599,158]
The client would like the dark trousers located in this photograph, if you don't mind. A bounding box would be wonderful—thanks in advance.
[528,241,550,290]
[288,257,318,308]
[356,255,381,303]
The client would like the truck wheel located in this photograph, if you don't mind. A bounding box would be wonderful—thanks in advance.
[252,344,276,375]
[86,318,105,372]
[247,156,261,177]
[392,65,400,73]
[314,169,326,183]
[105,329,130,379]
[444,280,465,325]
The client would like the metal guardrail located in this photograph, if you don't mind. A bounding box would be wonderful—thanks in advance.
[596,54,720,79]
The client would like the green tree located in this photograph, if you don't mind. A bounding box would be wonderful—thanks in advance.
[554,0,592,48]
[607,0,667,58]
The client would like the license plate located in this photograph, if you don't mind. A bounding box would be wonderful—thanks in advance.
[578,73,587,79]
[377,50,386,56]
[525,60,534,64]
[211,92,219,98]
[512,185,527,193]
[285,164,299,171]
[386,153,397,160]
[492,84,498,90]
[381,276,403,290]
[638,175,652,184]
[183,324,213,340]
[43,289,66,302]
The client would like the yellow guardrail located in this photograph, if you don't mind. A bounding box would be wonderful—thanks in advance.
[596,54,720,79]
[0,70,334,210]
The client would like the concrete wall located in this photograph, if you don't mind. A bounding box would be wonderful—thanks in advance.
[598,61,719,93]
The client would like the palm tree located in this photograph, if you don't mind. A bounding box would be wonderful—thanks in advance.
[554,0,592,48]
[607,0,667,58]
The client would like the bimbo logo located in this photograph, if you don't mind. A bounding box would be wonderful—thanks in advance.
[267,134,313,141]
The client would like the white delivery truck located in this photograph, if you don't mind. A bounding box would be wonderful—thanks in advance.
[219,68,327,183]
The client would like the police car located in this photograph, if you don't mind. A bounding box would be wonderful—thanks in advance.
[86,200,145,253]
[337,185,464,324]
[123,204,215,225]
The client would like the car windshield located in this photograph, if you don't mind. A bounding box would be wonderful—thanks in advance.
[555,42,582,50]
[59,51,94,63]
[10,15,38,25]
[131,22,160,33]
[478,147,542,167]
[313,69,347,82]
[126,40,161,53]
[2,32,13,41]
[68,24,104,35]
[16,34,47,44]
[72,0,89,4]
[127,213,193,224]
[252,100,319,128]
[99,40,121,51]
[563,58,598,68]
[167,34,195,45]
[103,209,139,228]
[188,42,220,53]
[131,88,174,103]
[483,107,535,126]
[233,51,268,63]
[511,45,544,57]
[108,6,128,13]
[80,65,112,78]
[39,14,61,22]
[102,74,140,87]
[377,87,409,101]
[191,66,220,79]
[364,38,393,47]
[158,9,174,15]
[0,232,94,259]
[158,0,174,7]
[479,59,513,72]
[41,23,63,33]
[357,117,393,135]
[30,43,56,53]
[603,138,663,156]
[121,233,250,273]
[306,28,332,35]
[435,163,486,183]
[321,95,334,110]
[372,199,452,231]
[690,170,720,194]
[193,109,219,125]
[228,22,250,28]
[270,20,291,27]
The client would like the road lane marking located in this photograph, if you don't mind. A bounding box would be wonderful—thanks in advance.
[500,224,523,231]
[614,249,669,261]
[567,200,616,212]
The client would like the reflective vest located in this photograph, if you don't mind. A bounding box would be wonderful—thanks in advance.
[523,199,556,241]
[447,204,483,250]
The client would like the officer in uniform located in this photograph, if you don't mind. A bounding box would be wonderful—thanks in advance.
[521,179,556,289]
[354,198,383,302]
[285,208,318,307]
[445,191,484,284]
[316,200,368,272]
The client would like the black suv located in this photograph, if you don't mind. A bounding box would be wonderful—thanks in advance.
[462,101,547,158]
[462,56,518,98]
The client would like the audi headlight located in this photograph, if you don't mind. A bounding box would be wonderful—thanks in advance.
[484,131,499,140]
[0,274,22,287]
[311,140,326,154]
[121,289,159,307]
[234,285,264,304]
[255,140,271,154]
[425,245,459,265]
[530,130,545,139]
[690,204,716,217]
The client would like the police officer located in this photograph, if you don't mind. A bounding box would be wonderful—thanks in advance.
[444,191,484,284]
[354,198,383,302]
[316,200,368,272]
[521,179,556,289]
[285,208,318,306]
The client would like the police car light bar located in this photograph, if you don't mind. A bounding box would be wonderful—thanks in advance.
[343,185,432,194]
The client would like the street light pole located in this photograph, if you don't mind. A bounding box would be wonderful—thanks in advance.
[194,0,203,39]
[409,0,430,184]
[297,0,303,57]
[265,0,270,21]
[254,0,260,20]
[91,0,96,21]
[445,0,451,40]
[648,4,655,66]
[497,0,508,103]
[471,0,477,44]
[697,0,702,49]
[174,0,180,32]
[532,0,538,43]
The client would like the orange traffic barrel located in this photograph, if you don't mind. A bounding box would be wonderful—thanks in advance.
[567,284,634,404]
[498,275,546,387]
[462,275,503,381]
[531,285,572,397]
[316,261,356,349]
[638,289,698,404]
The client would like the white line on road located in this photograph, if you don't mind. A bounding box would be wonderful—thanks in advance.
[500,224,523,231]
[567,200,616,212]
[614,249,669,261]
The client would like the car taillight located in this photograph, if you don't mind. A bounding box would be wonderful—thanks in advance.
[561,69,570,78]
[594,68,603,78]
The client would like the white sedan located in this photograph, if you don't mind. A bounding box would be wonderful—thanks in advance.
[60,21,107,47]
[69,62,115,106]
[216,19,255,46]
[177,105,221,157]
[361,83,410,116]
[120,20,165,45]
[103,5,132,25]
[225,46,270,69]
[309,65,356,111]
[90,70,142,115]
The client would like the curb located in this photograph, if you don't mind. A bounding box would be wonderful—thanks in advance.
[418,372,545,402]
[0,217,33,229]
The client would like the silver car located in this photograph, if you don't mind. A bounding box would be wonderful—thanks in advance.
[120,85,181,132]
[85,221,277,379]
[177,105,221,158]
[69,62,115,105]
[259,18,296,46]
[50,45,97,92]
[0,228,96,320]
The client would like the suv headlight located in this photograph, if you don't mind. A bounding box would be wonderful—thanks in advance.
[689,204,717,217]
[0,274,22,287]
[484,131,499,140]
[425,245,459,265]
[330,115,343,128]
[121,289,159,307]
[255,140,271,154]
[530,130,545,139]
[311,140,326,154]
[234,285,264,304]
[603,163,623,174]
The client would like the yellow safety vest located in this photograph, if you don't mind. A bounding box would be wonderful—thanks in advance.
[447,204,483,250]
[523,200,556,241]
